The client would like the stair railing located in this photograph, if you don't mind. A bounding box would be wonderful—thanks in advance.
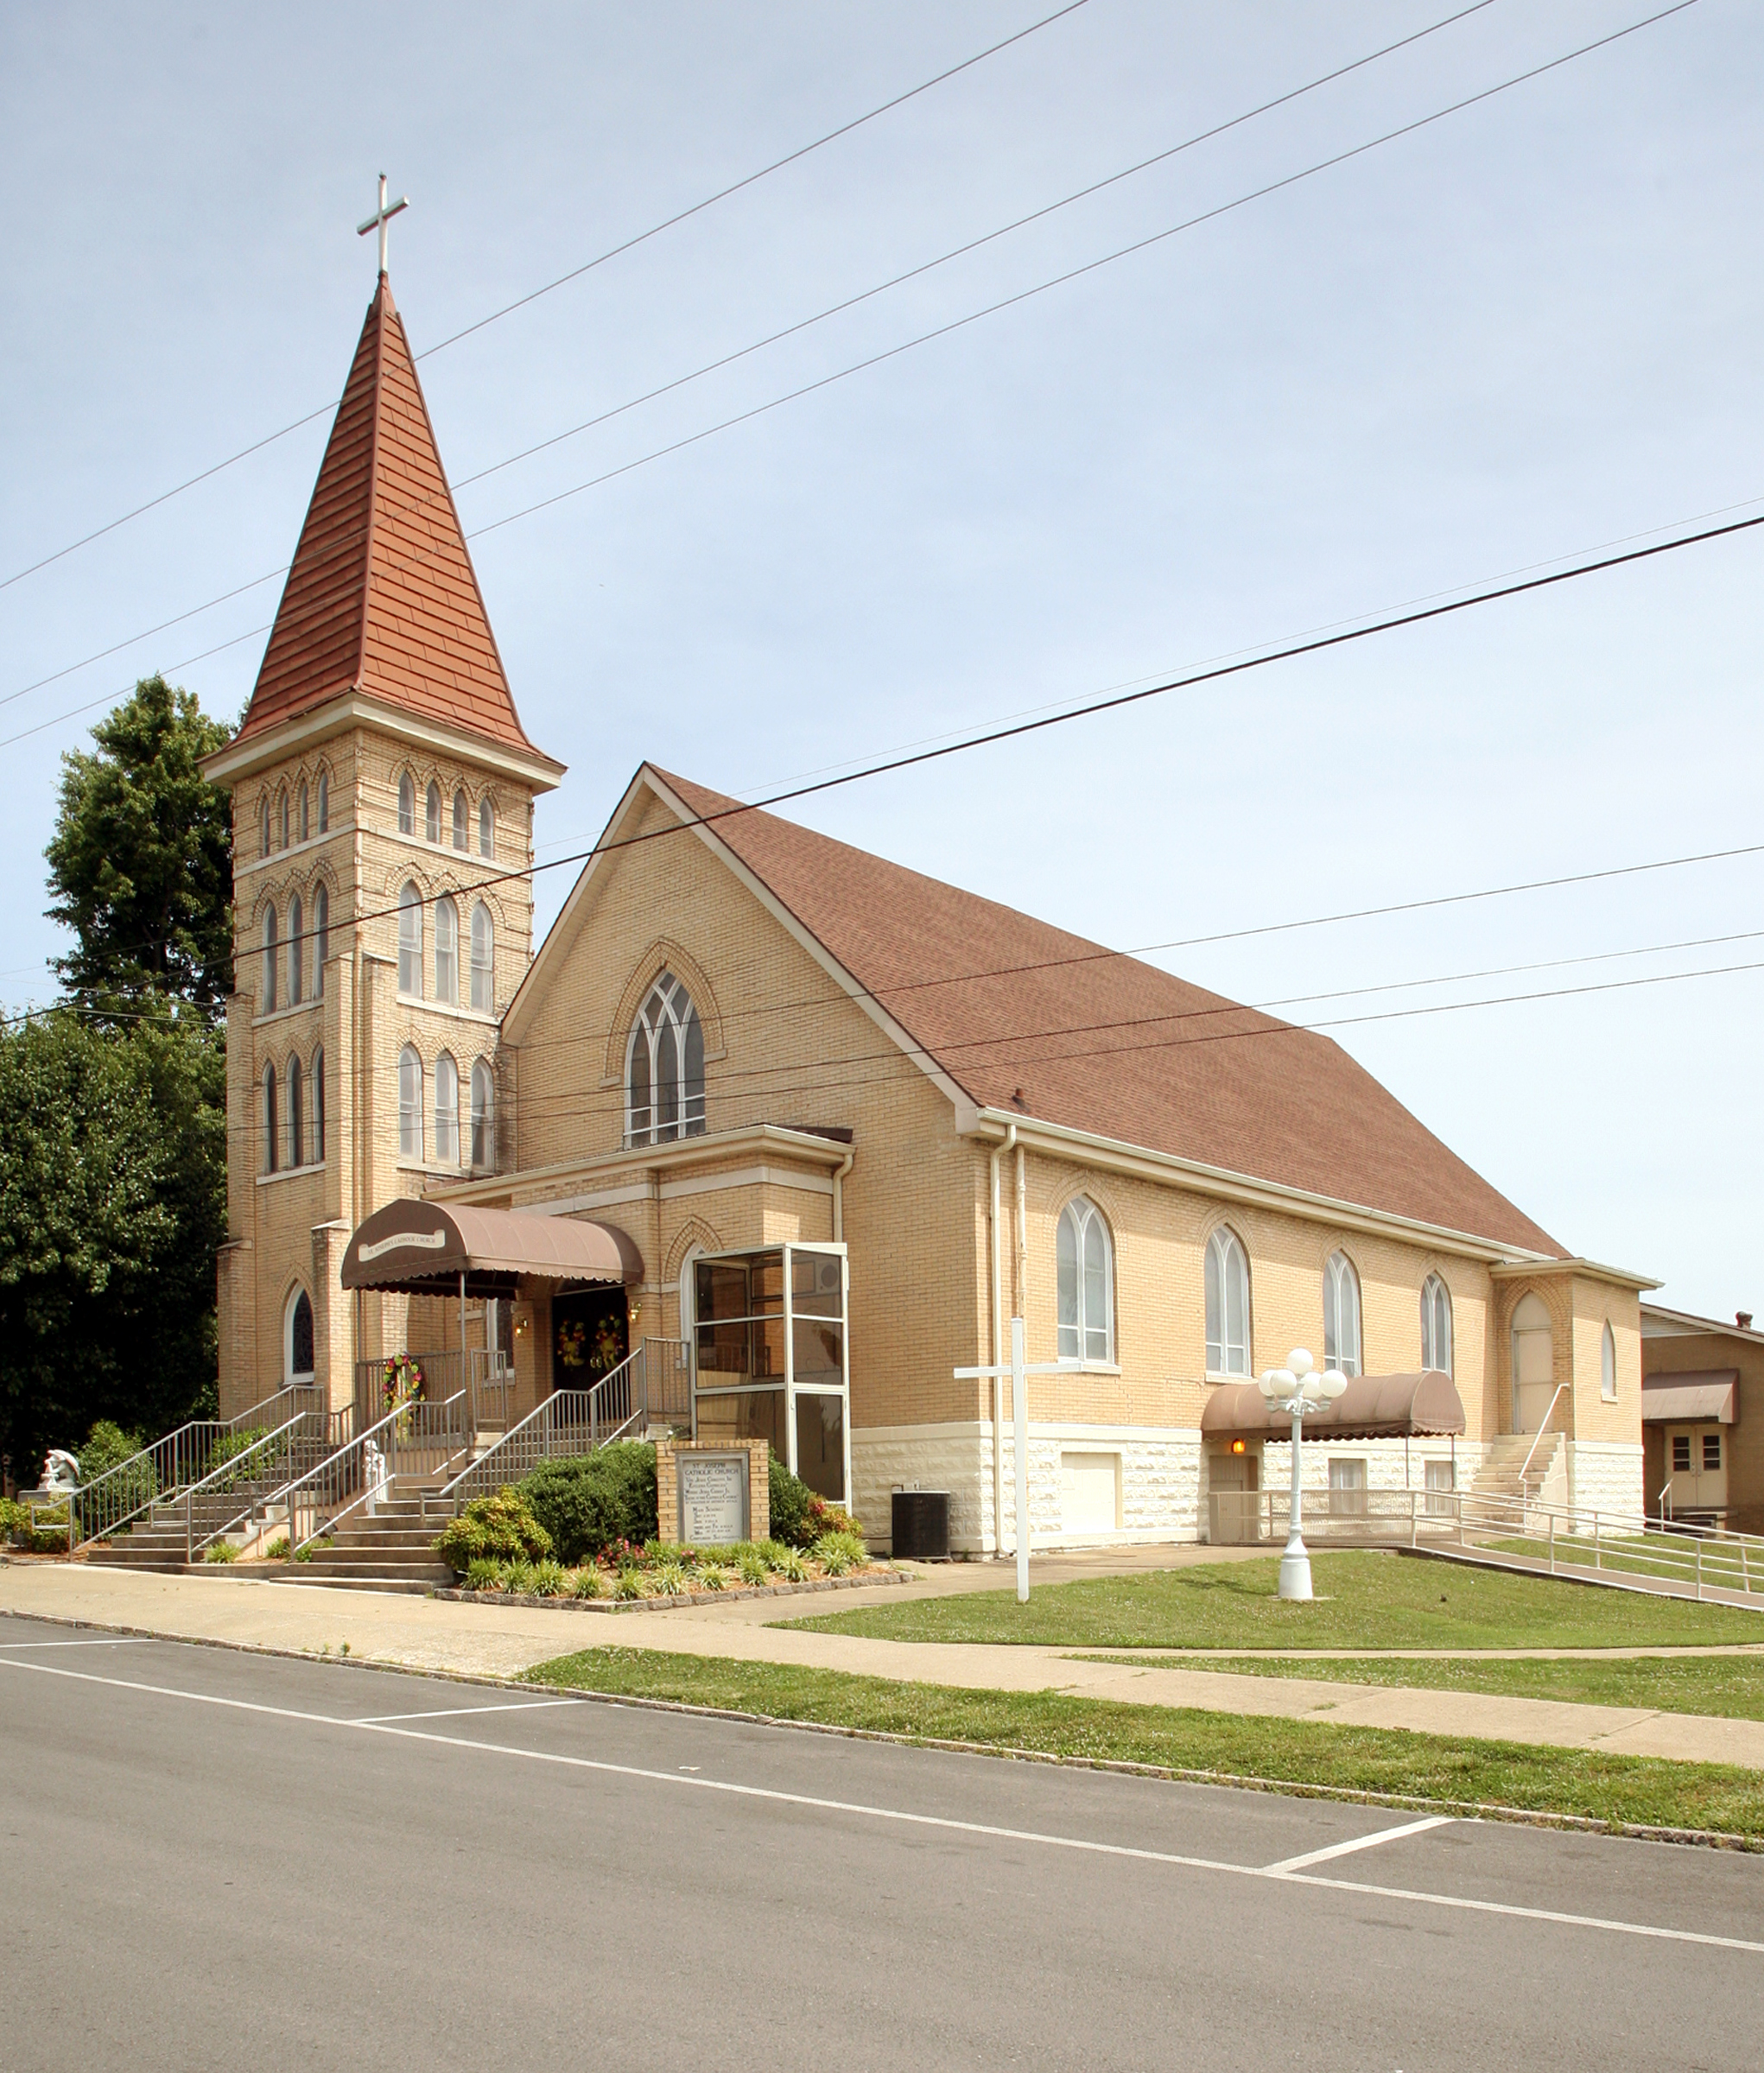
[181,1413,314,1563]
[1453,1484,1764,1605]
[1515,1385,1569,1501]
[279,1390,472,1559]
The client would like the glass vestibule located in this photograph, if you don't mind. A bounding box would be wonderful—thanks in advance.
[693,1243,850,1506]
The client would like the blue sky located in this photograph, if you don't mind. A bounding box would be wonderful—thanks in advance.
[1,1,1759,1315]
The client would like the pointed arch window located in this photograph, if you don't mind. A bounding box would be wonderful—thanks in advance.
[298,782,309,845]
[286,1287,314,1384]
[397,771,416,835]
[263,1062,279,1174]
[1601,1319,1618,1402]
[435,1051,460,1164]
[398,1045,423,1161]
[397,884,422,996]
[470,1058,494,1169]
[452,789,468,851]
[1057,1196,1114,1363]
[276,787,289,850]
[288,893,303,1005]
[258,796,271,858]
[425,782,442,844]
[312,1047,326,1164]
[1204,1227,1251,1376]
[262,904,278,1013]
[625,971,705,1145]
[288,1052,305,1167]
[435,897,459,1005]
[479,796,494,858]
[469,902,494,1011]
[316,770,329,834]
[1323,1251,1362,1377]
[313,882,329,992]
[1421,1274,1453,1376]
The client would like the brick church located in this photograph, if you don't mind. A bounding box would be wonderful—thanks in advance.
[203,268,1654,1552]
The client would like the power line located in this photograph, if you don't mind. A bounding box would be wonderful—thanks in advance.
[0,3,1089,599]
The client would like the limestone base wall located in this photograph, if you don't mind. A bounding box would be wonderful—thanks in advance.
[1565,1439,1645,1518]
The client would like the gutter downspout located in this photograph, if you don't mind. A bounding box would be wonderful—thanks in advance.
[831,1148,853,1243]
[990,1132,1010,1560]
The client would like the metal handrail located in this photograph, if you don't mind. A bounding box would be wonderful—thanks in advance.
[1659,1479,1673,1524]
[282,1389,470,1556]
[1515,1384,1569,1495]
[182,1413,312,1563]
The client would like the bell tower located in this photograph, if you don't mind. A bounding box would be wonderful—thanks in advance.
[201,245,564,1416]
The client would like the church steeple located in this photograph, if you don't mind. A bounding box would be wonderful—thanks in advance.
[235,275,540,758]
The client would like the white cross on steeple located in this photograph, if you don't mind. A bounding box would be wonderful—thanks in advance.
[357,173,410,278]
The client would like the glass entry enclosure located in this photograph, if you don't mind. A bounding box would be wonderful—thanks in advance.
[693,1243,850,1505]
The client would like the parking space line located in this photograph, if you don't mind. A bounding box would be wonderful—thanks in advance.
[0,1638,148,1649]
[1266,1813,1453,1873]
[352,1698,583,1725]
[4,1654,1761,1957]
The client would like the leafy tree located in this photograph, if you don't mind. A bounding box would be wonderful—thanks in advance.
[0,1010,225,1480]
[44,674,234,1015]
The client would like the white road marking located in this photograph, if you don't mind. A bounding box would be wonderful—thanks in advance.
[352,1698,584,1725]
[4,1655,1761,1957]
[0,1637,148,1649]
[1266,1813,1454,1873]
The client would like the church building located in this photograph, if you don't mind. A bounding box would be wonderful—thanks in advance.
[202,269,1653,1553]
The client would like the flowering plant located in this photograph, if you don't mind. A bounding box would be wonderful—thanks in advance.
[381,1355,426,1434]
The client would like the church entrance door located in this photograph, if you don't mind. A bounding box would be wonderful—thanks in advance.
[551,1284,629,1395]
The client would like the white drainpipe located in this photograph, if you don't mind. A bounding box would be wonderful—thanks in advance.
[831,1147,853,1242]
[989,1130,1011,1558]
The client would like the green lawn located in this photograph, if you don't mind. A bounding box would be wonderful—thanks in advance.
[523,1645,1764,1841]
[786,1552,1764,1651]
[1077,1651,1764,1721]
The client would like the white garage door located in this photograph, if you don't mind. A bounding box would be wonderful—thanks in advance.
[1061,1451,1120,1534]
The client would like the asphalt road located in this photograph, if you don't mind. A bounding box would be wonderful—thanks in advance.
[2,1611,1761,2071]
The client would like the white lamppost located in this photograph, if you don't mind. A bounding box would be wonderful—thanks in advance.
[1258,1346,1348,1601]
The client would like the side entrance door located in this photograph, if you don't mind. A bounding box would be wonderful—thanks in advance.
[1664,1425,1728,1515]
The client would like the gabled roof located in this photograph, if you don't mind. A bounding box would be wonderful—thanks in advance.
[643,767,1566,1258]
[233,278,537,757]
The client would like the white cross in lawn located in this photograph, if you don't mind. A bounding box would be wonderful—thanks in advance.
[955,1317,1069,1604]
[357,173,410,278]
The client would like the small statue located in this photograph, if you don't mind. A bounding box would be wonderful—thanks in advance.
[41,1449,81,1493]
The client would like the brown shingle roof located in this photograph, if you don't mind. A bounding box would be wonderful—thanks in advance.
[653,767,1564,1257]
[235,279,536,754]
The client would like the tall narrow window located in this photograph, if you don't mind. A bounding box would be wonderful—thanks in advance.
[469,902,493,1011]
[479,796,494,858]
[470,1058,493,1168]
[625,972,706,1144]
[397,884,422,996]
[452,789,468,851]
[288,893,303,1005]
[1204,1227,1251,1376]
[276,788,289,850]
[313,883,329,992]
[1323,1251,1362,1377]
[434,1051,459,1164]
[258,796,270,858]
[286,1289,314,1383]
[316,770,328,834]
[298,782,309,844]
[1601,1320,1618,1402]
[435,897,459,1005]
[1056,1196,1114,1363]
[398,1045,422,1160]
[262,904,278,1012]
[397,771,415,835]
[288,1052,304,1167]
[1421,1273,1453,1375]
[312,1048,325,1164]
[425,781,442,844]
[263,1062,279,1174]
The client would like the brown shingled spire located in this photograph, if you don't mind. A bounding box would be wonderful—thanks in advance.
[235,279,536,754]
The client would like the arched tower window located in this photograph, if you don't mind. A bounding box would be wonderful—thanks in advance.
[470,1058,494,1169]
[288,1051,304,1166]
[285,1287,314,1385]
[1204,1227,1251,1375]
[398,1045,423,1161]
[288,892,303,1005]
[397,771,416,835]
[263,1062,279,1174]
[435,897,459,1005]
[479,796,494,858]
[435,1051,460,1164]
[1323,1251,1362,1376]
[425,781,442,844]
[316,770,329,834]
[313,882,329,992]
[298,782,309,845]
[625,971,705,1145]
[262,903,278,1013]
[1421,1274,1453,1375]
[470,902,494,1011]
[1601,1319,1618,1402]
[258,795,270,859]
[276,787,289,850]
[452,789,468,851]
[312,1047,326,1164]
[1056,1196,1114,1363]
[397,883,422,996]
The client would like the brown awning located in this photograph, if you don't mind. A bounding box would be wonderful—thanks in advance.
[340,1200,643,1297]
[1641,1371,1738,1424]
[1202,1370,1467,1442]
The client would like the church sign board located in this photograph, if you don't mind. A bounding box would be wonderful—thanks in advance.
[654,1438,770,1548]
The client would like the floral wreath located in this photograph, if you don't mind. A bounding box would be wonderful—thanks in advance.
[381,1354,426,1418]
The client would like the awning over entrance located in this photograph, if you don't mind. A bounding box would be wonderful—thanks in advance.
[340,1200,644,1298]
[1202,1370,1467,1442]
[1641,1371,1738,1424]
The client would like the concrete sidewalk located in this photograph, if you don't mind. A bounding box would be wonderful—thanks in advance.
[4,1560,1763,1771]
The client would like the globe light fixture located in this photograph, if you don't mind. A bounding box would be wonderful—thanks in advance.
[1258,1346,1350,1600]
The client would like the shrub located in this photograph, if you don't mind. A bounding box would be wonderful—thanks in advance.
[770,1545,809,1583]
[532,1559,568,1598]
[767,1452,816,1548]
[264,1535,291,1561]
[198,1428,270,1493]
[433,1487,552,1573]
[806,1497,862,1542]
[464,1556,504,1592]
[569,1566,602,1600]
[3,1496,72,1553]
[78,1421,156,1515]
[203,1540,240,1563]
[810,1529,868,1576]
[520,1443,657,1563]
[505,1557,539,1596]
